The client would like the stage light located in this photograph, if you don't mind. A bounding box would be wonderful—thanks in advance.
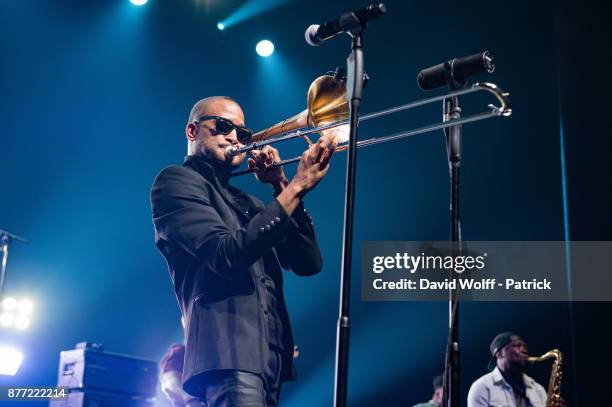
[0,346,24,376]
[217,22,225,31]
[129,0,148,6]
[14,315,30,330]
[0,297,34,330]
[219,0,295,30]
[1,296,17,311]
[256,40,274,57]
[0,312,14,328]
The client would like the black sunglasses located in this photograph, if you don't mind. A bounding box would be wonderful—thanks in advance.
[194,115,252,143]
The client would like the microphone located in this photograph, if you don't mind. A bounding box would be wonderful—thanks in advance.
[417,51,495,90]
[305,3,387,46]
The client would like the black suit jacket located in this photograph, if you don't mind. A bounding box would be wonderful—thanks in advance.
[150,155,322,395]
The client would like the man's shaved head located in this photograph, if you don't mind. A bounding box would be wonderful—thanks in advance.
[188,96,238,123]
[185,96,246,169]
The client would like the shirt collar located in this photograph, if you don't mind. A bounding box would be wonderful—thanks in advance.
[492,366,505,384]
[184,154,231,186]
[492,367,534,389]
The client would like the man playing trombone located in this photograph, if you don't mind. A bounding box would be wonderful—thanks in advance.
[150,96,336,406]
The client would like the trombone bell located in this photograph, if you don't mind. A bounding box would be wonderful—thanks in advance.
[308,75,349,127]
[250,74,349,143]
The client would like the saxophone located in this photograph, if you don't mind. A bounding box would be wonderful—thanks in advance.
[527,349,563,407]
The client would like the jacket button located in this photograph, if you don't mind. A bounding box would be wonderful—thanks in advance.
[259,227,265,234]
[269,220,275,226]
[265,224,271,231]
[274,217,281,223]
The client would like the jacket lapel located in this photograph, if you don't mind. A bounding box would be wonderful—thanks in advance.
[183,155,252,223]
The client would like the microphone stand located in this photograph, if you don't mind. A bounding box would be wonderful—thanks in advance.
[334,28,365,407]
[0,229,28,301]
[441,87,463,407]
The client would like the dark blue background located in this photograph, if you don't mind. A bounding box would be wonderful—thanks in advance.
[1,0,610,405]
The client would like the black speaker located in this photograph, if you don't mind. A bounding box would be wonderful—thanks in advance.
[57,343,157,399]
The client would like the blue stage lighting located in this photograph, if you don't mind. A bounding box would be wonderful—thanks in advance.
[256,40,274,57]
[0,345,23,376]
[129,0,148,6]
[18,299,33,315]
[0,297,34,330]
[0,312,14,328]
[220,0,295,29]
[217,22,225,31]
[14,315,30,330]
[2,297,17,312]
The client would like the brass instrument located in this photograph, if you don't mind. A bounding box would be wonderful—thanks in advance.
[250,74,349,143]
[228,72,512,177]
[528,349,563,407]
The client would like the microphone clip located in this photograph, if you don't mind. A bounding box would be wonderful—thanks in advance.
[329,66,346,82]
[328,67,370,89]
[443,60,467,91]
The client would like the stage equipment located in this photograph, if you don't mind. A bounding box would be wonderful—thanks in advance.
[305,3,387,46]
[53,342,157,406]
[416,50,498,407]
[418,51,495,91]
[302,5,390,406]
[528,349,564,407]
[228,81,511,177]
[0,345,23,376]
[256,40,275,57]
[0,297,33,330]
[0,229,28,301]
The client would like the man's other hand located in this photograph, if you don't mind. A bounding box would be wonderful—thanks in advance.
[248,146,289,187]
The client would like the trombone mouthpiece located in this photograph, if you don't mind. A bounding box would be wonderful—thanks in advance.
[225,146,238,159]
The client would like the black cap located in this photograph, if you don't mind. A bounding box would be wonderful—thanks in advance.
[487,331,517,371]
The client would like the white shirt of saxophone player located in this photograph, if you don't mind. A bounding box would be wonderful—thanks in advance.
[467,367,548,407]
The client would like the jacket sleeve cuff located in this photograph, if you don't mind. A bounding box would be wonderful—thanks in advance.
[288,202,314,232]
[243,198,298,246]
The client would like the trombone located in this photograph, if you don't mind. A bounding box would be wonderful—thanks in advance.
[228,74,512,177]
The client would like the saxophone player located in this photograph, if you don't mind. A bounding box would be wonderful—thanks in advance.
[467,332,566,407]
